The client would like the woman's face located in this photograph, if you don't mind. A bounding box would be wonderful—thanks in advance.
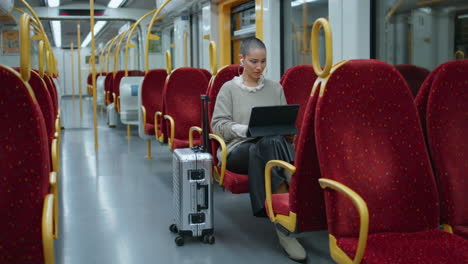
[241,48,266,82]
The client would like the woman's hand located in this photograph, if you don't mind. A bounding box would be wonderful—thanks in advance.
[232,124,248,138]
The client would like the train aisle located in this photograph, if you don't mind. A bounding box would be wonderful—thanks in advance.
[56,96,333,264]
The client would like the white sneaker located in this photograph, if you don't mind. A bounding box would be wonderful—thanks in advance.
[276,228,307,263]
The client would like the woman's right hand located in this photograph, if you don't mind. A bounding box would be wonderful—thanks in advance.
[231,124,248,138]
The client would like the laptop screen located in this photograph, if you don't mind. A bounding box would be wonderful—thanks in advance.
[247,104,300,137]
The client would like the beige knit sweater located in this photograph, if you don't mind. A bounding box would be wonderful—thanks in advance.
[211,77,287,160]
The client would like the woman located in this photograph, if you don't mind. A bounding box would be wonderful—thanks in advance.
[211,37,306,263]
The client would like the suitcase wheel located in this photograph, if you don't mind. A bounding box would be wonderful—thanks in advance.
[203,234,215,245]
[175,236,184,246]
[169,224,178,233]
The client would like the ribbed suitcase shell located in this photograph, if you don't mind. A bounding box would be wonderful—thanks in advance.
[172,148,213,238]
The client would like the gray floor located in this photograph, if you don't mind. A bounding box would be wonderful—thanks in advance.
[56,97,334,264]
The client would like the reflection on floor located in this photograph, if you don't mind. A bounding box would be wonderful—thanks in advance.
[56,97,334,264]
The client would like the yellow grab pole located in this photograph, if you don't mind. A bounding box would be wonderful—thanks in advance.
[144,0,173,73]
[70,41,75,100]
[90,0,98,150]
[123,9,164,76]
[77,21,83,119]
[183,31,188,67]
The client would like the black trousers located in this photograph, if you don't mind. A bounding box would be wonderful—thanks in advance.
[226,136,295,217]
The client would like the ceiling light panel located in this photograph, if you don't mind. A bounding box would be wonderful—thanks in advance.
[48,0,60,7]
[82,21,108,48]
[107,0,125,8]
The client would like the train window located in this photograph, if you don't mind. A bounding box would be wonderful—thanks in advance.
[281,0,328,74]
[375,1,468,70]
[231,1,256,63]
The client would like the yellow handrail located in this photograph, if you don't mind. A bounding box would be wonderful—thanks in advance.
[113,25,135,76]
[166,50,172,74]
[209,41,217,75]
[144,0,173,73]
[38,40,45,78]
[19,13,31,82]
[311,18,333,78]
[90,0,99,150]
[124,9,164,76]
[19,0,57,77]
[454,50,465,60]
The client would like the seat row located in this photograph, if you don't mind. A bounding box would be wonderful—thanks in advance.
[123,19,466,264]
[0,12,60,264]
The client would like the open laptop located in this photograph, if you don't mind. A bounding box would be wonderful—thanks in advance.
[246,104,300,137]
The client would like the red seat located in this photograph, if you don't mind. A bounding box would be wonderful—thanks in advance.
[199,68,212,83]
[164,67,209,150]
[13,68,55,144]
[43,75,58,117]
[337,229,467,263]
[414,64,444,135]
[141,69,168,139]
[314,59,468,263]
[425,60,468,239]
[104,74,114,105]
[0,65,52,263]
[265,65,327,233]
[87,73,92,94]
[206,65,247,193]
[395,64,430,97]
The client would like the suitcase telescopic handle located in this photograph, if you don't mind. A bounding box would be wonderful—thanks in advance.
[197,183,209,211]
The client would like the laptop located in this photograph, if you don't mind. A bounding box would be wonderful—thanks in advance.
[246,104,300,137]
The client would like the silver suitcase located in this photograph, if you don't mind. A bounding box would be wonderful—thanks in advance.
[170,147,214,246]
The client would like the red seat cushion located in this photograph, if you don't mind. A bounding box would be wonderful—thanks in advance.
[144,123,155,136]
[395,64,430,97]
[223,170,249,194]
[337,229,468,264]
[172,138,201,150]
[265,193,290,217]
[454,225,468,240]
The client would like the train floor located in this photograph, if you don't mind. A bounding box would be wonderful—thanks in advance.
[56,95,334,264]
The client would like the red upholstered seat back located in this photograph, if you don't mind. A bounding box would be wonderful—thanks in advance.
[395,64,430,97]
[199,68,212,83]
[207,65,242,164]
[43,75,58,116]
[164,67,209,141]
[415,63,448,138]
[30,71,55,143]
[315,60,438,237]
[277,65,325,231]
[141,69,168,126]
[13,68,55,143]
[280,65,317,143]
[289,86,327,232]
[87,73,92,85]
[104,74,114,103]
[426,60,468,227]
[0,66,49,263]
